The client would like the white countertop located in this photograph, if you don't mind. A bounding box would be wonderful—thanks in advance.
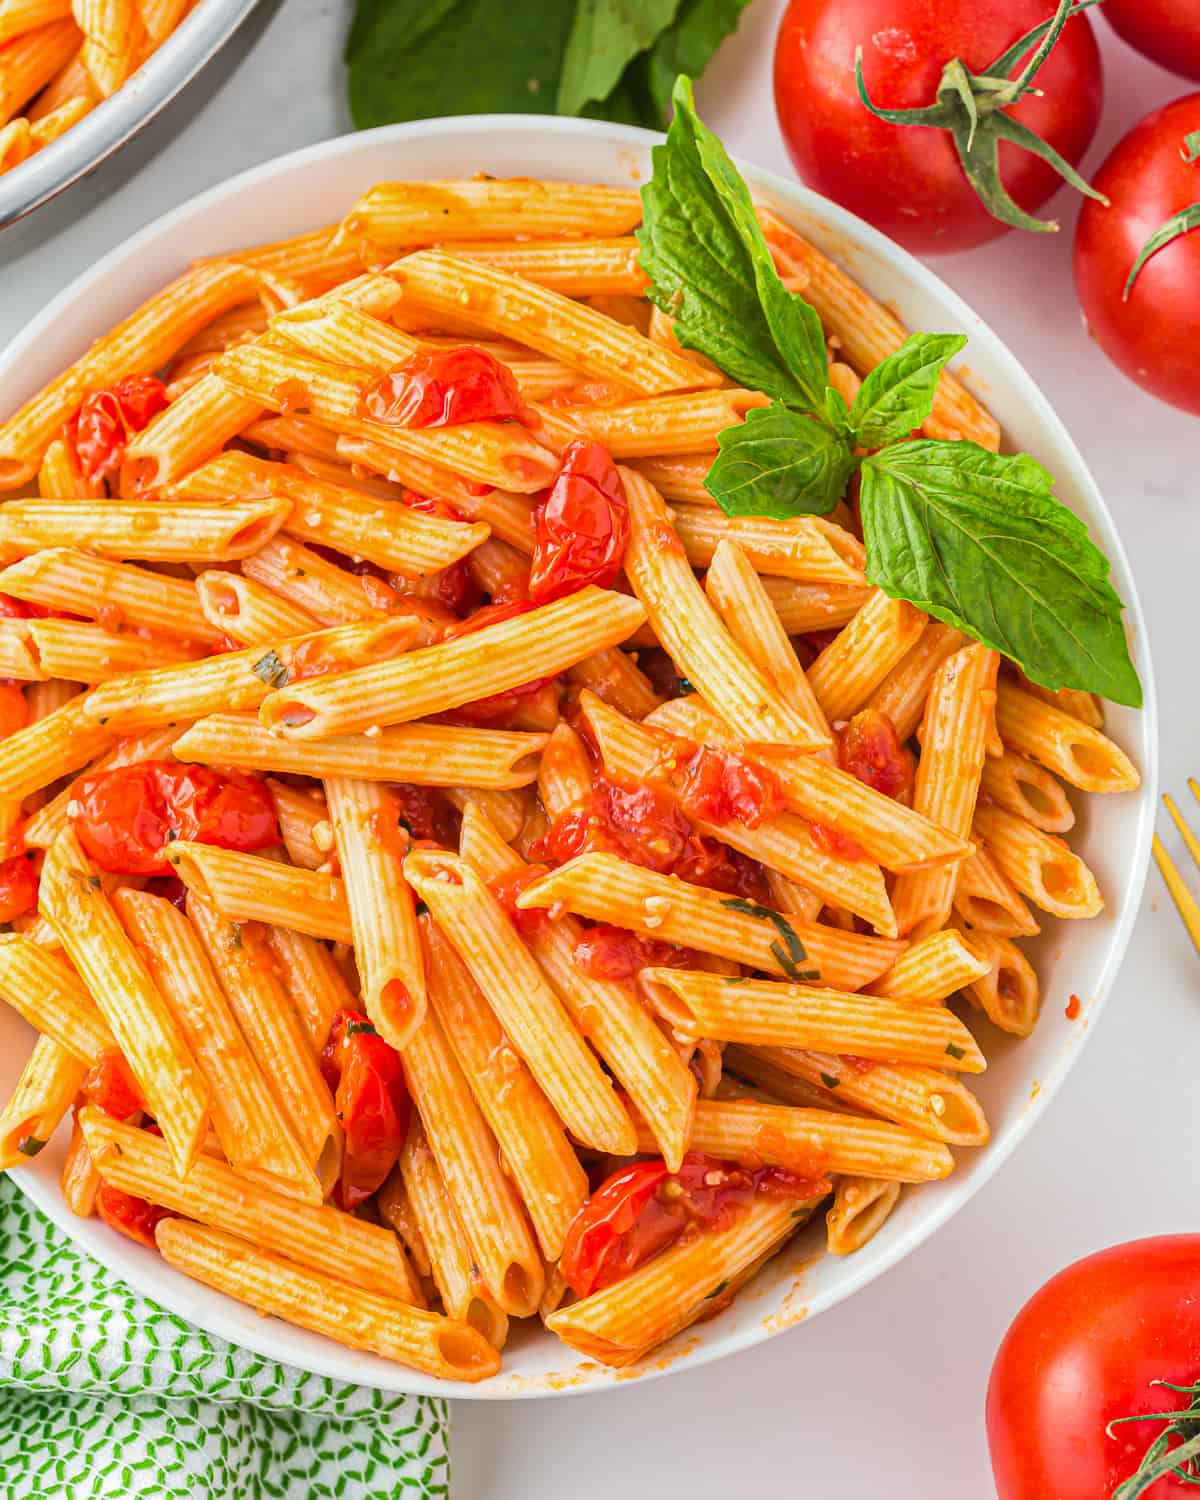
[3,3,1198,1495]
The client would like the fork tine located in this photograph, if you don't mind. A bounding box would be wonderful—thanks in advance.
[1164,793,1200,873]
[1152,833,1200,957]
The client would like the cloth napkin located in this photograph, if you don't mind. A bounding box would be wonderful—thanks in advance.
[0,1177,449,1499]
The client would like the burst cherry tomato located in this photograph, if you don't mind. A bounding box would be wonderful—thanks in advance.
[529,441,630,604]
[389,784,460,847]
[489,865,554,939]
[774,0,1103,253]
[559,1154,830,1299]
[0,684,27,741]
[96,1183,171,1249]
[671,743,785,829]
[82,1047,145,1119]
[987,1236,1200,1499]
[0,854,38,923]
[320,1010,411,1211]
[358,346,524,428]
[836,709,915,802]
[65,375,169,481]
[1074,93,1200,415]
[573,924,697,981]
[1102,0,1200,82]
[439,600,556,724]
[72,762,279,876]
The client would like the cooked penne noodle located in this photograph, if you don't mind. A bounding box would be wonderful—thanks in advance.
[0,0,72,48]
[60,1114,101,1216]
[168,844,351,943]
[0,498,290,562]
[263,780,327,870]
[79,618,419,732]
[240,535,387,625]
[866,929,990,1003]
[952,846,1041,937]
[0,1033,86,1169]
[994,682,1139,794]
[258,587,644,739]
[38,827,210,1175]
[0,622,43,680]
[405,848,634,1155]
[1,19,82,127]
[515,853,903,992]
[980,750,1075,833]
[0,932,114,1059]
[400,977,543,1318]
[536,720,593,817]
[672,505,867,586]
[395,1133,509,1348]
[265,925,352,1053]
[155,1219,499,1381]
[953,922,1041,1036]
[1014,674,1104,729]
[37,433,105,498]
[807,590,929,723]
[26,618,200,682]
[534,389,763,459]
[565,647,661,721]
[423,921,587,1260]
[891,644,998,936]
[826,1177,902,1255]
[113,889,323,1203]
[453,237,646,295]
[865,622,967,743]
[0,692,109,798]
[443,785,528,843]
[759,576,873,635]
[195,570,320,645]
[0,549,220,643]
[460,805,697,1172]
[640,969,986,1072]
[973,804,1103,919]
[324,777,425,1049]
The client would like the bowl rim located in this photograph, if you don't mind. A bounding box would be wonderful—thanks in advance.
[0,0,262,231]
[0,112,1160,1401]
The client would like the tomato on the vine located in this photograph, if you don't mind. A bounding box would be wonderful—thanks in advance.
[1103,0,1200,83]
[988,1236,1200,1499]
[1074,93,1200,415]
[774,0,1104,253]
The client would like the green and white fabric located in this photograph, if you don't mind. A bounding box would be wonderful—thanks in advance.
[0,1178,448,1499]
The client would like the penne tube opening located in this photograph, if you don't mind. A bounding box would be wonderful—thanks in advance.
[465,1295,509,1350]
[435,1323,501,1379]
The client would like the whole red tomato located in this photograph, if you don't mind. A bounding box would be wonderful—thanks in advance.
[1074,93,1200,415]
[987,1236,1200,1499]
[1103,0,1200,83]
[774,0,1103,253]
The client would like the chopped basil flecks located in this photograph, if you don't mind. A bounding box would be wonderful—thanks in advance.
[17,1136,45,1157]
[251,649,289,688]
[345,1019,378,1038]
[704,1279,730,1300]
[721,897,813,980]
[819,1073,840,1090]
[945,1042,966,1060]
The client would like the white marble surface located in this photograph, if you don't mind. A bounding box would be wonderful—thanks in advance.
[2,3,1198,1495]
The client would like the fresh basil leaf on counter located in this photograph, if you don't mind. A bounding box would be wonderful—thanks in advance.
[638,76,829,408]
[859,440,1142,707]
[849,333,967,450]
[704,403,855,517]
[558,0,682,116]
[624,0,753,126]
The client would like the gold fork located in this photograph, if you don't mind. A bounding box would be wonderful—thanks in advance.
[1153,779,1200,954]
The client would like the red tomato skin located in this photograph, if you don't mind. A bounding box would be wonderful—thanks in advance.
[72,762,279,876]
[573,923,697,980]
[1074,93,1200,416]
[0,684,27,741]
[320,1010,411,1211]
[836,709,915,803]
[67,376,169,480]
[95,1183,171,1249]
[1103,0,1200,82]
[82,1047,145,1119]
[358,347,524,428]
[773,0,1103,254]
[0,854,38,922]
[528,442,630,604]
[987,1236,1200,1500]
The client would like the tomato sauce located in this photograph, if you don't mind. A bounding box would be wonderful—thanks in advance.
[65,376,169,481]
[572,924,698,981]
[835,708,915,804]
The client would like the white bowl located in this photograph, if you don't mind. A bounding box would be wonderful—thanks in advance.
[0,0,261,230]
[0,117,1158,1399]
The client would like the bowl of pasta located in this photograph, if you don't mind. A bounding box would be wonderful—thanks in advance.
[0,0,261,229]
[0,102,1156,1397]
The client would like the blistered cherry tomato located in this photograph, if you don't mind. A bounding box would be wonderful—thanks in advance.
[388,784,460,848]
[320,1010,411,1211]
[72,762,278,876]
[573,924,697,981]
[359,347,524,428]
[83,1047,145,1119]
[0,684,27,741]
[66,375,169,480]
[0,854,38,922]
[489,865,554,939]
[529,442,630,604]
[836,708,915,802]
[96,1182,171,1249]
[670,743,785,829]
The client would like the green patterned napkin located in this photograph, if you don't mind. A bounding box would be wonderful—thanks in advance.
[0,1178,449,1500]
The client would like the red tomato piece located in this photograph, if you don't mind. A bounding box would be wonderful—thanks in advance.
[534,775,692,874]
[66,375,169,481]
[96,1182,171,1249]
[573,924,697,981]
[0,683,27,741]
[358,347,524,428]
[320,1009,411,1211]
[489,865,555,939]
[387,784,460,848]
[670,743,785,829]
[72,762,278,876]
[987,1236,1200,1499]
[83,1047,145,1119]
[809,821,869,862]
[1074,93,1200,415]
[1102,0,1200,82]
[1064,993,1081,1020]
[672,837,772,905]
[560,1153,829,1298]
[528,441,630,604]
[773,0,1103,254]
[0,854,37,922]
[836,709,915,803]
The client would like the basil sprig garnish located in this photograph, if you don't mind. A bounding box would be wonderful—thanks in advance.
[637,77,1142,708]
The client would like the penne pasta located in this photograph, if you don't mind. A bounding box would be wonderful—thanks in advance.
[826,1177,902,1255]
[806,590,929,723]
[973,804,1103,920]
[0,498,290,562]
[0,1033,86,1169]
[167,844,352,943]
[0,549,220,643]
[980,750,1076,834]
[994,682,1139,794]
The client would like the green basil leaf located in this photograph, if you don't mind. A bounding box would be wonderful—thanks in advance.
[704,402,856,517]
[558,0,681,116]
[632,0,753,125]
[859,440,1142,707]
[638,76,829,408]
[850,332,967,450]
[346,0,577,128]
